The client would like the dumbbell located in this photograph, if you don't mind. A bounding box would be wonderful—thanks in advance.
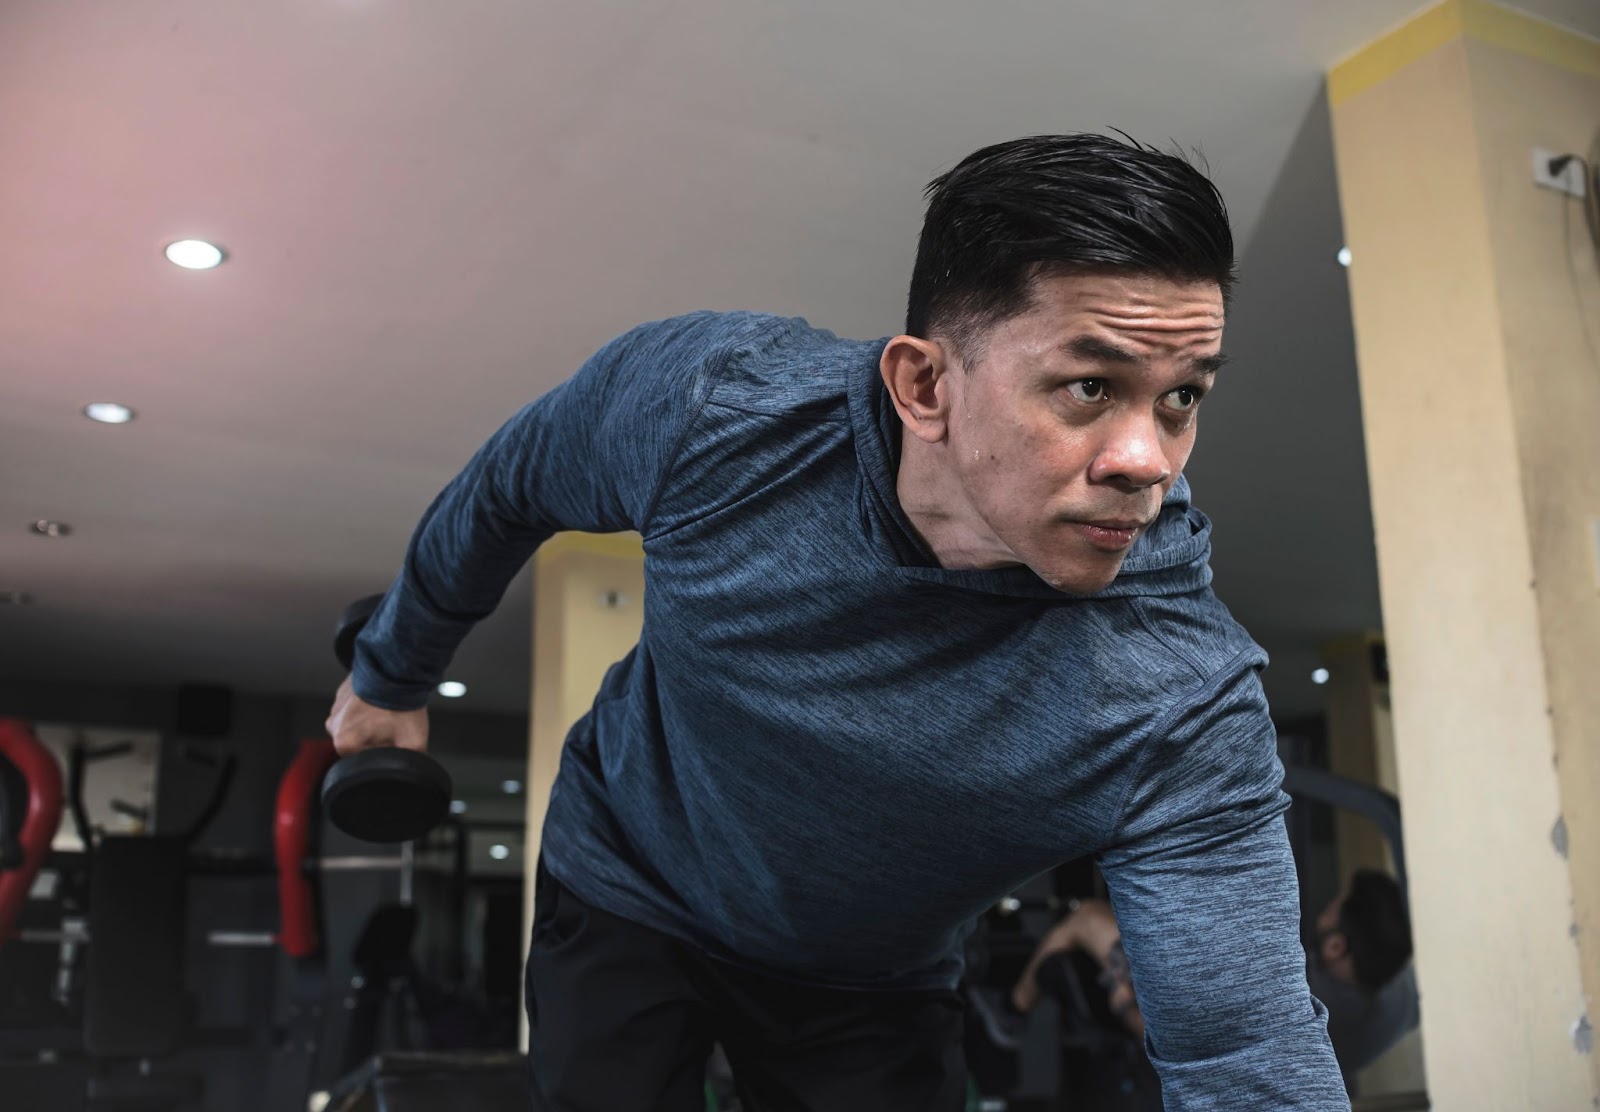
[321,594,453,843]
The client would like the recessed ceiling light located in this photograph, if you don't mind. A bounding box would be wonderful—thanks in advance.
[488,844,510,861]
[0,590,34,606]
[84,402,136,425]
[436,680,467,698]
[1336,247,1352,268]
[164,239,226,270]
[28,520,72,538]
[501,779,523,795]
[449,799,467,815]
[1311,668,1331,685]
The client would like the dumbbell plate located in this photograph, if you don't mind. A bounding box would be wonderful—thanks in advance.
[322,748,452,844]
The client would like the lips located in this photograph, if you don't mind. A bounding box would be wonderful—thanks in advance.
[1069,518,1148,552]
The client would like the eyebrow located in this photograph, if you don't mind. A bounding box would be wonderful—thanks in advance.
[1062,335,1228,375]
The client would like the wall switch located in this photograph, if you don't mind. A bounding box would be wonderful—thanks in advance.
[1533,147,1588,198]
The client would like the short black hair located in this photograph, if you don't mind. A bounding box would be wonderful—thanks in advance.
[906,133,1236,362]
[1339,870,1413,991]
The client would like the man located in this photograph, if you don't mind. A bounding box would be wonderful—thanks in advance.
[325,133,1348,1110]
[1307,871,1419,1085]
[1009,872,1416,1089]
[1011,898,1145,1040]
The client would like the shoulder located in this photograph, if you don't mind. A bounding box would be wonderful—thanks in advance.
[1091,593,1280,840]
[1084,588,1265,724]
[597,310,778,373]
[1128,590,1265,685]
[702,314,881,423]
[1135,593,1275,771]
[602,312,876,423]
[629,314,878,532]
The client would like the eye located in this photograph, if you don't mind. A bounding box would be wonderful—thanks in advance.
[1164,385,1204,412]
[1064,379,1109,403]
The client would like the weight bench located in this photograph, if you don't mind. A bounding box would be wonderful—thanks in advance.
[83,835,203,1110]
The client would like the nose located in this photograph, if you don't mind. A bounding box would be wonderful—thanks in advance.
[1089,412,1170,491]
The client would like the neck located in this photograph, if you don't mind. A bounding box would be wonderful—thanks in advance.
[895,434,1016,570]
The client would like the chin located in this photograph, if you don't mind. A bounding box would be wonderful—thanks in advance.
[1032,558,1124,594]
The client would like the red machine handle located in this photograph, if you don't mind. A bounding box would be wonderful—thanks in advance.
[0,719,65,945]
[275,738,338,959]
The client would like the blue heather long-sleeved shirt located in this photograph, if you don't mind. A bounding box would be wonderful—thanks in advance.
[353,311,1347,1109]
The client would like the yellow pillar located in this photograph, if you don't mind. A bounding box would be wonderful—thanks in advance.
[520,533,645,1026]
[1329,3,1600,1105]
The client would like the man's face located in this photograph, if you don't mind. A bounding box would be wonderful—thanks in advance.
[1315,889,1348,968]
[941,273,1226,593]
[1316,892,1343,936]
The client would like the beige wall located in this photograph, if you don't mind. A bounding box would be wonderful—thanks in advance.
[1329,2,1600,1104]
[1469,43,1600,1068]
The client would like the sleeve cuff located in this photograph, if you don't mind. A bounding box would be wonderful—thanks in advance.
[1146,995,1349,1110]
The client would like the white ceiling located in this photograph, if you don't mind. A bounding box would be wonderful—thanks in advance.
[3,0,1594,724]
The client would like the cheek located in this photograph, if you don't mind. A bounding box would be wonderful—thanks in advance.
[1030,426,1098,490]
[1166,424,1198,471]
[957,403,1039,478]
[960,404,1090,511]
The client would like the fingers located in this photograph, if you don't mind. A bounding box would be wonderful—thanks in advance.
[325,677,430,757]
[324,677,352,744]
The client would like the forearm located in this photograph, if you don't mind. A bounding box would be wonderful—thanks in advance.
[1009,943,1059,1013]
[1103,810,1346,1108]
[1100,660,1347,1107]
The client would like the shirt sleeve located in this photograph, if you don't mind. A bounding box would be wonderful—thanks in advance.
[1097,656,1349,1110]
[350,312,724,709]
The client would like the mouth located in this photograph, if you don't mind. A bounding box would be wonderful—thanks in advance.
[1068,519,1148,552]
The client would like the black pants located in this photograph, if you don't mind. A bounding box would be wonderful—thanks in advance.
[525,862,968,1112]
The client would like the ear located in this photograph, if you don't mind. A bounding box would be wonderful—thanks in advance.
[1321,930,1349,965]
[879,335,954,445]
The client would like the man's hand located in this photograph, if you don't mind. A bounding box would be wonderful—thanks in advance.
[1040,899,1121,962]
[325,676,430,757]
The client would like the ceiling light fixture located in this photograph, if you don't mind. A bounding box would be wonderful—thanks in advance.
[489,844,510,861]
[84,402,136,425]
[501,779,523,795]
[29,520,72,538]
[0,590,34,606]
[1336,247,1352,268]
[1311,668,1331,685]
[436,681,467,698]
[449,799,467,815]
[164,239,226,270]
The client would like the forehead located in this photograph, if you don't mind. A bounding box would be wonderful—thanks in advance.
[997,272,1225,352]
